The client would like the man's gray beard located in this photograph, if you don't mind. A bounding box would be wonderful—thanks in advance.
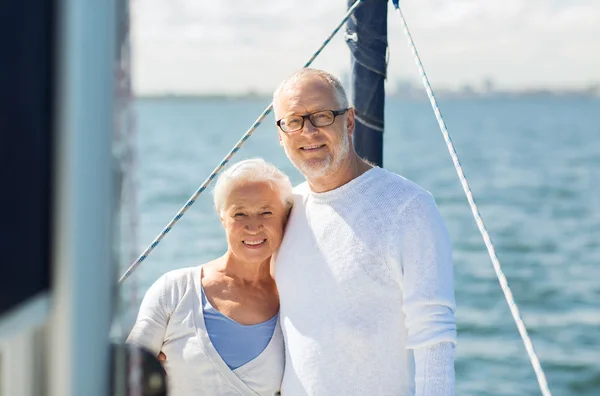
[285,132,350,181]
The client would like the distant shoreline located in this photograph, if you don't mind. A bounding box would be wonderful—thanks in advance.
[135,91,600,101]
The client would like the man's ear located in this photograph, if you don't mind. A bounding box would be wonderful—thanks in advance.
[346,107,355,138]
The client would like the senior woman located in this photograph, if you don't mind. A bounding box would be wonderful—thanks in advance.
[127,158,293,396]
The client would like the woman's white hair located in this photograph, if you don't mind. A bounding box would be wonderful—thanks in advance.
[212,158,294,216]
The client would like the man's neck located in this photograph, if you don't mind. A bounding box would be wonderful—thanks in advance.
[307,154,373,193]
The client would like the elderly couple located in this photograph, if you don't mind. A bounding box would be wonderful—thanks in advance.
[127,68,457,396]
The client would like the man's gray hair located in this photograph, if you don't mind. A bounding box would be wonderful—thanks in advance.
[272,68,349,113]
[212,158,294,216]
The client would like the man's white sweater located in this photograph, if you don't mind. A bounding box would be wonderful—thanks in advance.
[274,167,457,395]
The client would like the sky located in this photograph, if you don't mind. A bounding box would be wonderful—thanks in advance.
[131,0,600,95]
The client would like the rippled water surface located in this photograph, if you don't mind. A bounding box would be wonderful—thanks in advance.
[121,96,600,395]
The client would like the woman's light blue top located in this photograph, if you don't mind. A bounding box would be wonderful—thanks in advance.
[201,285,278,370]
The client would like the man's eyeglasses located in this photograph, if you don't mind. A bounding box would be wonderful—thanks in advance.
[276,108,350,133]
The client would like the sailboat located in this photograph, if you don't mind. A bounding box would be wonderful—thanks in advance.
[0,0,154,395]
[0,0,553,395]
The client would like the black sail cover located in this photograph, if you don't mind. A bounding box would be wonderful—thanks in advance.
[346,0,389,167]
[0,0,54,321]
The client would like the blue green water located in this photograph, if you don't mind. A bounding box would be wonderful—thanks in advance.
[125,96,600,395]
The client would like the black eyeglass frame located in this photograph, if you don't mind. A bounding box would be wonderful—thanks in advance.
[276,108,351,133]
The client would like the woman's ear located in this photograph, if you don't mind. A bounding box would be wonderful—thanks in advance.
[217,208,225,227]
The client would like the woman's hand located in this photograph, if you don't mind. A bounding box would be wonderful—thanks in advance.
[158,352,166,362]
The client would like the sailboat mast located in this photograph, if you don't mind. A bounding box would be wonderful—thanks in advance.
[346,0,388,167]
[48,0,117,394]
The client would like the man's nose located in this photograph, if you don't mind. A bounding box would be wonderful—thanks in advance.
[300,118,318,136]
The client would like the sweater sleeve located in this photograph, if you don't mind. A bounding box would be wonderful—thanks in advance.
[126,274,170,356]
[393,191,457,395]
[414,342,455,395]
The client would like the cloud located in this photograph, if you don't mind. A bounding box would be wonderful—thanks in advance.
[390,0,600,88]
[131,0,600,94]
